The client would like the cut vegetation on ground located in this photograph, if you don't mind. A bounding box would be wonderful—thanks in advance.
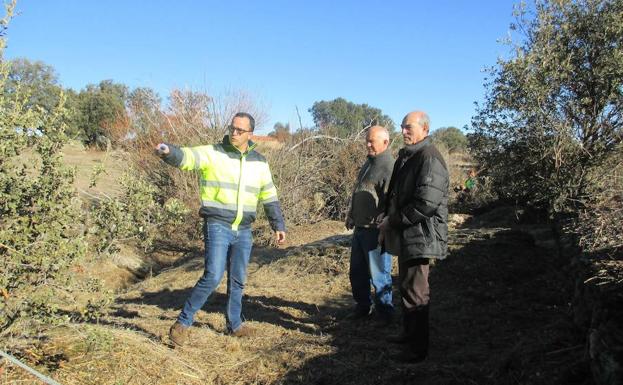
[1,209,591,385]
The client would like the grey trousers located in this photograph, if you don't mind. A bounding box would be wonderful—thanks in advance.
[399,258,430,310]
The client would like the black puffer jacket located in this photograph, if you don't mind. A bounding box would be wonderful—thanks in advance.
[386,137,449,263]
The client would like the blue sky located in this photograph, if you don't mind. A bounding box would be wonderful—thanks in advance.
[5,1,520,134]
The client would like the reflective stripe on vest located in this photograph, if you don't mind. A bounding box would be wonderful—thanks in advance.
[179,143,278,230]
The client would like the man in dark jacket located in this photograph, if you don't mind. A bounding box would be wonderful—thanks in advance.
[379,111,449,363]
[345,125,395,323]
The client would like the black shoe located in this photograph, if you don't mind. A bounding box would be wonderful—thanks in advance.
[412,305,429,357]
[346,306,372,320]
[392,349,427,364]
[386,332,409,344]
[375,311,393,327]
[403,305,429,360]
[386,310,409,343]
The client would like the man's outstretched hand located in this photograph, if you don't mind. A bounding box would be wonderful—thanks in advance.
[155,143,170,156]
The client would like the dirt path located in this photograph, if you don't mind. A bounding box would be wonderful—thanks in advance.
[2,213,590,385]
[273,222,589,385]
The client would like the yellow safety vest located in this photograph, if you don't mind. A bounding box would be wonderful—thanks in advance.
[171,138,282,231]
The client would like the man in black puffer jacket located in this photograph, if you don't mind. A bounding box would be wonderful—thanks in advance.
[379,110,449,363]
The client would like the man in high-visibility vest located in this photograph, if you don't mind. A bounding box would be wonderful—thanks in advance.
[155,112,286,346]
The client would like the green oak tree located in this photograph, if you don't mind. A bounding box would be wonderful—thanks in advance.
[471,0,623,213]
[72,79,129,146]
[309,97,395,137]
[431,126,468,152]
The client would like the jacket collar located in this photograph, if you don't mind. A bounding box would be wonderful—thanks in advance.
[222,135,257,154]
[399,136,430,158]
[368,148,392,163]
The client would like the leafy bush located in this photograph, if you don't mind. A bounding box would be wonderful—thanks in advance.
[471,0,623,214]
[88,170,191,254]
[575,144,623,256]
[1,1,86,330]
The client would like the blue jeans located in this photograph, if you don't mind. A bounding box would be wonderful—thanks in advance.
[349,227,394,314]
[177,220,253,332]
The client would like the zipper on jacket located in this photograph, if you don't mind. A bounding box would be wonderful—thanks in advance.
[231,152,246,231]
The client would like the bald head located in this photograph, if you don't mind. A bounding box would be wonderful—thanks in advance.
[366,125,390,157]
[401,111,430,145]
[369,125,389,141]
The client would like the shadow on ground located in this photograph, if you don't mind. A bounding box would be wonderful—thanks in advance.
[105,226,592,384]
[278,228,592,385]
[116,288,341,335]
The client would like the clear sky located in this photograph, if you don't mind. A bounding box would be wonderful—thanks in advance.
[4,0,520,134]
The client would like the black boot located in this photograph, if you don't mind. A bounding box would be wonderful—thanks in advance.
[411,305,429,361]
[386,310,409,343]
[395,305,429,363]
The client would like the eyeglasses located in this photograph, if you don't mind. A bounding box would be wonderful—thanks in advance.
[228,125,253,135]
[400,124,414,130]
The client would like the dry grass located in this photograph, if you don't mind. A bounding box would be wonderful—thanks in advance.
[61,141,126,199]
[1,223,353,385]
[2,140,595,385]
[1,209,592,385]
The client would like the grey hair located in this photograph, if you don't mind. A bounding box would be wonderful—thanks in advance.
[417,113,430,133]
[368,125,390,141]
[377,126,390,141]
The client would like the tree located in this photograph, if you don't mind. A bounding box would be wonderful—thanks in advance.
[127,87,162,136]
[471,0,623,213]
[309,97,395,137]
[72,79,129,146]
[6,57,63,114]
[431,126,468,152]
[269,122,291,142]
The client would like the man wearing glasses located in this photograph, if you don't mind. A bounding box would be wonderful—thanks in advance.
[379,111,449,363]
[155,112,286,346]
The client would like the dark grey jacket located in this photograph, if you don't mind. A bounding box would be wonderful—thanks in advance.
[347,149,395,228]
[386,137,449,262]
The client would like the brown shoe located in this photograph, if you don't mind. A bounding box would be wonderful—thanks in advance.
[229,325,255,338]
[169,321,189,347]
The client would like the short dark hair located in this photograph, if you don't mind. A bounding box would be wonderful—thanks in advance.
[233,112,255,131]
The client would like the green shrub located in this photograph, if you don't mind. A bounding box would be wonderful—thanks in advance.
[1,1,86,330]
[88,169,191,254]
[576,144,623,256]
[471,0,623,215]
